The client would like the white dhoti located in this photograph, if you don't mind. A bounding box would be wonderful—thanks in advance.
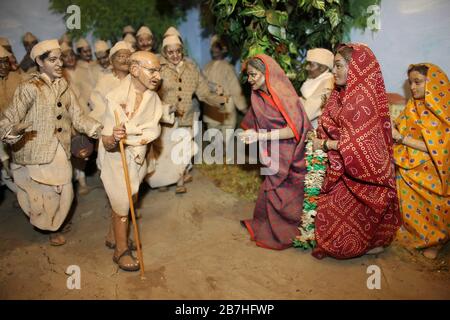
[100,146,148,216]
[11,144,73,231]
[146,120,198,188]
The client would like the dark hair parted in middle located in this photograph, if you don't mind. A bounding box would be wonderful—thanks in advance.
[408,64,429,76]
[247,58,266,74]
[337,46,354,63]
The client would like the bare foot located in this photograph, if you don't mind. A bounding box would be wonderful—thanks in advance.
[422,246,441,260]
[366,247,384,255]
[184,174,193,184]
[175,185,187,194]
[49,233,66,246]
[78,184,90,195]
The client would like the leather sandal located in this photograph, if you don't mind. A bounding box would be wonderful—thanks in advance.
[113,249,140,272]
[105,239,138,250]
[175,185,187,194]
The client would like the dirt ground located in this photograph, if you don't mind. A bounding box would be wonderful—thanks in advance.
[0,169,449,300]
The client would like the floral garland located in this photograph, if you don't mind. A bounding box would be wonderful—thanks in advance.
[293,131,328,250]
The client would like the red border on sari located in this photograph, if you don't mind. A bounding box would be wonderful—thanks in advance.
[243,220,290,250]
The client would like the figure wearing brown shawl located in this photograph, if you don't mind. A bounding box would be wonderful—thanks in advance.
[240,54,312,250]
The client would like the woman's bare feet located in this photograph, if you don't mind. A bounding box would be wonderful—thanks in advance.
[49,233,66,246]
[366,246,384,255]
[422,246,441,260]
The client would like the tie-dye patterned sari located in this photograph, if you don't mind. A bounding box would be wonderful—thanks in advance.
[314,44,401,259]
[395,63,450,249]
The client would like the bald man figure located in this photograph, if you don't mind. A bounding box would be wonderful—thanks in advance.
[99,51,167,272]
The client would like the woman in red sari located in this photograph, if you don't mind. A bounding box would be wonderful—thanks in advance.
[240,54,312,250]
[312,43,401,259]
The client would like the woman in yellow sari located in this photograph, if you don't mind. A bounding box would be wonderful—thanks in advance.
[392,63,449,259]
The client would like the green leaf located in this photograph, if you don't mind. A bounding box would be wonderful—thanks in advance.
[325,8,341,29]
[240,5,266,18]
[288,42,298,54]
[229,19,241,33]
[265,10,288,27]
[248,44,267,57]
[226,0,238,16]
[268,25,286,40]
[312,0,326,11]
[279,54,292,67]
[298,0,307,8]
[257,36,270,49]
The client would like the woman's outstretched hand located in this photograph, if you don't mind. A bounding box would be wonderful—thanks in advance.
[239,129,258,144]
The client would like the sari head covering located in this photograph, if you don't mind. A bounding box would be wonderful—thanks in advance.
[395,63,449,248]
[314,43,401,259]
[240,54,312,250]
[242,54,311,143]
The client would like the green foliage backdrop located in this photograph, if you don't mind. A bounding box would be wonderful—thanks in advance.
[49,0,199,44]
[202,0,381,89]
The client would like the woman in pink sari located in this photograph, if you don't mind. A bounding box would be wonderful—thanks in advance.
[312,43,401,259]
[240,54,312,250]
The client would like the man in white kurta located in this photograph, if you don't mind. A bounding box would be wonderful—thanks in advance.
[19,32,38,74]
[100,51,164,271]
[202,35,248,160]
[135,26,154,53]
[0,46,22,193]
[91,40,112,84]
[299,48,335,129]
[73,38,97,113]
[71,38,99,195]
[89,41,132,172]
[146,34,227,194]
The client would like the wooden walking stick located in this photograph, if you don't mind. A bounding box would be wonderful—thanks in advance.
[114,110,145,279]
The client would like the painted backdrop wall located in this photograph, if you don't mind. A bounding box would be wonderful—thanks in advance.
[350,0,450,96]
